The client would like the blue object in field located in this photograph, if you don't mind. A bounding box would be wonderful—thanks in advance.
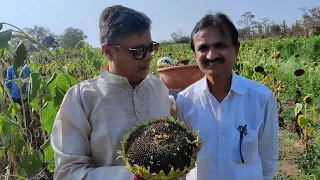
[5,65,31,99]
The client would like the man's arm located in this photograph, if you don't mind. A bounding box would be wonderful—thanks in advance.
[23,65,31,78]
[258,92,279,180]
[169,89,184,117]
[5,67,13,89]
[175,94,185,122]
[169,95,177,117]
[50,85,134,180]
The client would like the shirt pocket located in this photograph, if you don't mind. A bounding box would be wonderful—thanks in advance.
[230,128,259,164]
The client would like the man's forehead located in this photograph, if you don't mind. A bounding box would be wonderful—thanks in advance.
[194,29,230,45]
[194,35,227,46]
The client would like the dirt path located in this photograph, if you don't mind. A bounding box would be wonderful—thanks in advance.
[277,129,304,178]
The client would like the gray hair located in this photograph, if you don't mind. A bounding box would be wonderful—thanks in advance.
[99,5,152,45]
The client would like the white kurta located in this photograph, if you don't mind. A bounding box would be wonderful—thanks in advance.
[176,71,279,180]
[50,67,172,180]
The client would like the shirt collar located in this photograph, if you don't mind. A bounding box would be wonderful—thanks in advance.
[195,70,245,95]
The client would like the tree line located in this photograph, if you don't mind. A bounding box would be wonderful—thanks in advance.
[169,6,320,43]
[9,6,320,51]
[9,26,87,52]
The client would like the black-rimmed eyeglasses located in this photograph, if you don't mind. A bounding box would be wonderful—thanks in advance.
[110,41,159,60]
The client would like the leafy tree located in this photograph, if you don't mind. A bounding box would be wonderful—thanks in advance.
[280,20,289,37]
[270,23,282,37]
[254,18,271,38]
[170,28,190,44]
[42,34,59,49]
[301,6,320,35]
[24,26,59,50]
[58,27,87,49]
[237,11,257,39]
[290,20,306,37]
[24,26,51,42]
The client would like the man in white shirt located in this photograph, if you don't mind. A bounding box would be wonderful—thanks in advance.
[175,13,279,180]
[51,5,173,180]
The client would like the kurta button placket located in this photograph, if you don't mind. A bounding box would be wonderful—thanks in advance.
[133,93,140,121]
[133,84,148,122]
[217,98,230,179]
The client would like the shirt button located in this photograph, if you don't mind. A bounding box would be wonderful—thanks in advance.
[136,109,140,113]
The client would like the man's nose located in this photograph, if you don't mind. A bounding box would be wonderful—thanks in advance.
[206,47,219,60]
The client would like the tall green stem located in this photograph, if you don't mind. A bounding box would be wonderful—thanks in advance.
[1,22,64,72]
[19,88,27,136]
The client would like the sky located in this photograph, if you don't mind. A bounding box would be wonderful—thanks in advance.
[1,0,319,48]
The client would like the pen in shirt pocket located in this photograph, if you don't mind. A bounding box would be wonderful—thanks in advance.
[238,124,247,163]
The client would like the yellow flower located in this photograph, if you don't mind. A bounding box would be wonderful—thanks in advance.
[262,76,272,84]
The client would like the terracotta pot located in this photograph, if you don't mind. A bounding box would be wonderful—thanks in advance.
[158,65,205,89]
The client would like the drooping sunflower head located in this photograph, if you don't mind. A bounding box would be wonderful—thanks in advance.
[118,117,202,180]
[303,95,313,104]
[254,66,265,73]
[294,69,305,77]
[271,51,281,59]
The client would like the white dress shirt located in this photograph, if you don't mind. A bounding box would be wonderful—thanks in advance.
[176,71,279,180]
[50,66,172,180]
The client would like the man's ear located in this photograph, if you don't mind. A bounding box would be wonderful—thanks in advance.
[235,41,240,57]
[101,43,114,61]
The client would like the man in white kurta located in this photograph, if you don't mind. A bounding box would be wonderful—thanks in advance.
[51,5,174,180]
[51,67,172,179]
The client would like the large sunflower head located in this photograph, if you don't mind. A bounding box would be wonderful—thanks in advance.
[118,117,202,180]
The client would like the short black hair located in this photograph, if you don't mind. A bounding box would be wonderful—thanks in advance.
[99,5,152,44]
[190,13,239,51]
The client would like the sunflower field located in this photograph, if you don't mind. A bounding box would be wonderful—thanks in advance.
[0,22,320,179]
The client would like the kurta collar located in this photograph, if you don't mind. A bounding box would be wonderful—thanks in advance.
[100,65,134,84]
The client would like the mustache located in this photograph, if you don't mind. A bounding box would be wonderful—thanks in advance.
[203,57,225,65]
